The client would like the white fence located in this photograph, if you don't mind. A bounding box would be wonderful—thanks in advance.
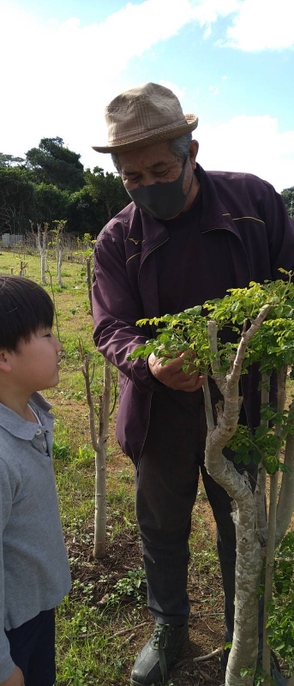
[1,234,23,248]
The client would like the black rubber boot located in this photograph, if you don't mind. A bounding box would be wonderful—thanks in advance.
[130,623,189,685]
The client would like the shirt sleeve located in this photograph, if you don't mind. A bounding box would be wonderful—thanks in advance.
[92,234,163,393]
[0,459,17,681]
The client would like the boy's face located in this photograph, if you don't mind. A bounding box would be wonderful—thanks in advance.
[8,328,62,393]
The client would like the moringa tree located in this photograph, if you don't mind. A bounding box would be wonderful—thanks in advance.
[29,221,48,284]
[80,347,118,559]
[51,219,67,288]
[129,272,294,686]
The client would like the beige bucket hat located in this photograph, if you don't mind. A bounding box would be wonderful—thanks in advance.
[93,82,198,153]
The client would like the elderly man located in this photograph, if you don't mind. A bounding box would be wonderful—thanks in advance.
[92,83,294,686]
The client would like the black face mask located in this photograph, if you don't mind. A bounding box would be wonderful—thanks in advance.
[126,158,194,220]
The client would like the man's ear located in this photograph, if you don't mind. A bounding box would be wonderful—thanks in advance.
[189,140,199,170]
[0,351,12,373]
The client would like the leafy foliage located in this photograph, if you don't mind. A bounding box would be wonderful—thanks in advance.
[227,405,294,474]
[128,273,294,376]
[129,306,209,372]
[84,166,129,222]
[128,273,294,479]
[34,183,69,223]
[267,532,294,673]
[0,153,25,167]
[0,141,130,235]
[105,568,146,608]
[25,137,85,192]
[0,165,35,234]
[281,186,294,218]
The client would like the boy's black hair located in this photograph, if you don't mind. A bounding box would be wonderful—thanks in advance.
[0,275,54,352]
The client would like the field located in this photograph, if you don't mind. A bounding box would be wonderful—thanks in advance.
[0,247,291,686]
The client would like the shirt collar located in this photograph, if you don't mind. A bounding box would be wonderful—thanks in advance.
[0,392,53,440]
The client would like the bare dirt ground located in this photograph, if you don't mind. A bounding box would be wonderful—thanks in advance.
[66,442,226,686]
[68,530,225,686]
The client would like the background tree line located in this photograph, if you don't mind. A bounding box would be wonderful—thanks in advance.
[0,137,293,237]
[0,137,129,237]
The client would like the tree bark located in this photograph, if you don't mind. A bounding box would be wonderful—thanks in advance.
[85,255,93,315]
[276,399,294,546]
[203,377,264,686]
[93,360,111,559]
[35,224,47,284]
[81,354,111,559]
[262,366,287,683]
[203,307,273,685]
[56,241,63,287]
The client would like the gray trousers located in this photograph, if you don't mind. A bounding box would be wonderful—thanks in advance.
[135,388,258,644]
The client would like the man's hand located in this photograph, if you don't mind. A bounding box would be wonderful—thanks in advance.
[1,667,24,686]
[148,350,205,392]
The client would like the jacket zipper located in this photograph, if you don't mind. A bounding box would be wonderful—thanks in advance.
[136,225,252,448]
[203,225,251,428]
[137,238,169,463]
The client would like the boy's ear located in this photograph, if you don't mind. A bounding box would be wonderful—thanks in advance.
[0,351,12,373]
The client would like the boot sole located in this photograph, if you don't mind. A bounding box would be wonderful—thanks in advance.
[130,630,188,685]
[130,654,183,685]
[130,680,160,686]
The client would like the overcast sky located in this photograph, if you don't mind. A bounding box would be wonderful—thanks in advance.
[0,0,293,192]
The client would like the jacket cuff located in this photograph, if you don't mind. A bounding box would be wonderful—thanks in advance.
[131,358,164,393]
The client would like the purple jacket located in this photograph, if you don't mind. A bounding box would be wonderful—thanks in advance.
[92,164,294,465]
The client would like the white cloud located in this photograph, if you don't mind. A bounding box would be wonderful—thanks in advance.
[189,0,240,27]
[0,0,293,191]
[158,80,187,100]
[197,115,294,192]
[0,0,239,166]
[224,0,294,50]
[96,112,294,193]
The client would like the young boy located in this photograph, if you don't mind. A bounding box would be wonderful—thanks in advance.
[0,275,71,686]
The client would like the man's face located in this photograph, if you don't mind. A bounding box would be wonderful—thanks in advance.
[119,141,191,192]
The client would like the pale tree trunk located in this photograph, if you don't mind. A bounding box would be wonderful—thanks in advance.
[204,308,272,686]
[81,353,111,559]
[260,367,294,686]
[85,255,93,315]
[19,261,27,276]
[56,240,63,287]
[228,501,263,686]
[276,398,294,546]
[35,223,47,284]
[262,366,287,683]
[203,379,264,686]
[93,360,111,558]
[204,312,294,685]
[54,221,66,287]
[255,377,269,543]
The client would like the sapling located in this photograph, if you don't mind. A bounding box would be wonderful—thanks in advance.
[52,219,67,287]
[29,221,48,284]
[80,348,111,558]
[128,272,294,686]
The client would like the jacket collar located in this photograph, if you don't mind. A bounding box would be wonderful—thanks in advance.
[196,164,241,235]
[124,163,242,259]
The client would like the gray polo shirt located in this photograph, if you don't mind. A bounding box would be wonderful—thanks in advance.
[0,393,71,681]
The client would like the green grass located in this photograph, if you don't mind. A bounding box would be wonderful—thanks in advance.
[8,247,294,683]
[0,249,144,684]
[2,248,293,683]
